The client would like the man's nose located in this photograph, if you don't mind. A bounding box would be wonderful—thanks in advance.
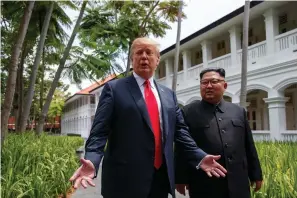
[140,51,148,58]
[206,81,213,88]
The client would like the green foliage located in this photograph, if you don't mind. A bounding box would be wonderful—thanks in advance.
[48,89,69,118]
[251,142,297,198]
[78,0,187,75]
[1,132,84,198]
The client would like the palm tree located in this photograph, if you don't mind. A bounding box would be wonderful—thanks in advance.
[18,1,76,132]
[1,1,35,144]
[172,0,183,92]
[239,0,250,108]
[36,1,88,134]
[19,2,54,132]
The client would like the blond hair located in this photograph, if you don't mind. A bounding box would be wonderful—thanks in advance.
[130,37,160,58]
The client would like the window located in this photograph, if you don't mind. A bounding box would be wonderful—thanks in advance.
[279,14,288,25]
[178,56,183,71]
[217,40,225,51]
[248,28,253,37]
[90,95,95,104]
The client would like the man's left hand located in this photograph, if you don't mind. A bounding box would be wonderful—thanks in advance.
[200,155,227,177]
[251,180,263,192]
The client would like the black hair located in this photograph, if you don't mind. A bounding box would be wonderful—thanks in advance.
[199,68,225,79]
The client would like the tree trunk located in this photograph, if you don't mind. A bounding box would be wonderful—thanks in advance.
[1,1,35,144]
[40,48,45,112]
[239,0,250,108]
[125,43,132,76]
[36,1,88,135]
[16,58,24,132]
[20,2,54,133]
[172,1,182,92]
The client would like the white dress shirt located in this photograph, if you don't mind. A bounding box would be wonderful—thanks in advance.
[133,72,163,131]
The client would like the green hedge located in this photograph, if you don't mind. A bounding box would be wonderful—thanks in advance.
[1,132,84,198]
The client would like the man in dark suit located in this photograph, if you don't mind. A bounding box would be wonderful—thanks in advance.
[175,68,263,198]
[69,38,227,198]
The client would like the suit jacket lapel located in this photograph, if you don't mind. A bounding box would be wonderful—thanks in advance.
[154,81,169,142]
[126,75,153,133]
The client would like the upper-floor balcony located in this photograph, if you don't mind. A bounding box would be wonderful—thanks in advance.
[155,1,297,89]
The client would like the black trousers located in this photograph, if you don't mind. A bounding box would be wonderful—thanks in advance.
[147,163,170,198]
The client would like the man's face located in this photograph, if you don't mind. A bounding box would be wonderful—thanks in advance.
[200,71,227,104]
[131,42,160,79]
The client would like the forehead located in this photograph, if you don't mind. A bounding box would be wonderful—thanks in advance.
[202,71,222,79]
[134,43,156,51]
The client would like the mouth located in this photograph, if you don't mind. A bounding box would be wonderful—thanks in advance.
[140,63,149,68]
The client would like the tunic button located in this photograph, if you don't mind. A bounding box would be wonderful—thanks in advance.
[218,118,222,121]
[221,129,226,133]
[225,143,228,148]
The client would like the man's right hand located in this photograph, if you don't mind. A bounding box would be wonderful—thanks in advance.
[69,158,96,189]
[176,184,189,196]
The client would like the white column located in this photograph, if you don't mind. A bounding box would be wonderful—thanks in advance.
[201,40,212,68]
[256,96,262,130]
[263,8,279,55]
[229,26,241,67]
[182,50,192,81]
[293,91,297,130]
[263,97,289,140]
[263,104,269,130]
[165,58,173,87]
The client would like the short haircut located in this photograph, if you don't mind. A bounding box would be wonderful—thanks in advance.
[200,68,226,79]
[130,37,160,59]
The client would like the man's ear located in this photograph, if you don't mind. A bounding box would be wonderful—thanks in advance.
[224,82,228,89]
[156,55,160,66]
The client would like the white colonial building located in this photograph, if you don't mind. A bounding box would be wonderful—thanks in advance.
[62,1,297,141]
[61,75,116,139]
[155,1,297,141]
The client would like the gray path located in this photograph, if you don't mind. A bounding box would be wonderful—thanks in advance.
[71,165,189,198]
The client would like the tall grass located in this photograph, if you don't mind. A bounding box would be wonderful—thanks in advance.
[252,141,297,198]
[1,132,84,198]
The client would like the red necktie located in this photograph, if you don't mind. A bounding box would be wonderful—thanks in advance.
[144,80,162,169]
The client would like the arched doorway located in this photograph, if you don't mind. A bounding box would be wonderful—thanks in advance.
[246,90,269,131]
[284,84,297,130]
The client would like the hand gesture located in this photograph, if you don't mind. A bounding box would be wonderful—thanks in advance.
[176,184,189,196]
[200,155,227,177]
[69,158,96,189]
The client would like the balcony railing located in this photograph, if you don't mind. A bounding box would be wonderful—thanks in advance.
[187,64,203,80]
[237,41,267,63]
[275,29,297,52]
[208,53,231,69]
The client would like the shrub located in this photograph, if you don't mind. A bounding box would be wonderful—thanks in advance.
[252,141,297,198]
[1,132,84,198]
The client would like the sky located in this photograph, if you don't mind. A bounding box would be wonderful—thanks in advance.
[64,0,245,95]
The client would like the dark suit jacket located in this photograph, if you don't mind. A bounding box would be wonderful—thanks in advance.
[175,100,262,198]
[84,75,207,198]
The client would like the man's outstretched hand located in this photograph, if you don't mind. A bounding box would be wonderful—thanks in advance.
[69,158,96,189]
[200,155,227,177]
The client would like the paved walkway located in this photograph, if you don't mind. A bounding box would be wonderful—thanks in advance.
[71,165,189,198]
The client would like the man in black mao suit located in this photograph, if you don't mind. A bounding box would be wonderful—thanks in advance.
[69,38,227,198]
[175,68,263,198]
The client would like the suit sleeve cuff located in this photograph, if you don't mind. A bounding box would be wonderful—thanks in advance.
[84,152,103,178]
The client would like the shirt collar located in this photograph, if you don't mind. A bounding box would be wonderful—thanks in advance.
[133,71,154,88]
